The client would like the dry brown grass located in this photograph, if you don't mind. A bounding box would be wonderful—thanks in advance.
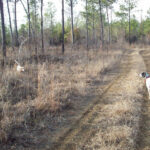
[82,57,144,150]
[0,47,123,147]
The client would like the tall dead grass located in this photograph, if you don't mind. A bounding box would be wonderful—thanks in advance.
[0,48,122,145]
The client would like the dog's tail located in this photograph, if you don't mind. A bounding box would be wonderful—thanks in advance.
[15,60,20,65]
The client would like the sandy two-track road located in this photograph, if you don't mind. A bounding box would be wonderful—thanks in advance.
[42,48,150,150]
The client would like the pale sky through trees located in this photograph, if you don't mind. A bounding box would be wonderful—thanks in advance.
[3,0,150,27]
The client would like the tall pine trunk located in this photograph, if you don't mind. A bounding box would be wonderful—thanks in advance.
[129,0,131,44]
[110,7,113,44]
[70,0,74,46]
[99,0,104,49]
[106,5,110,45]
[14,0,19,46]
[92,1,95,47]
[0,0,6,59]
[34,1,37,55]
[86,0,89,50]
[6,0,14,51]
[62,0,65,53]
[41,0,44,53]
[27,0,31,39]
[50,14,54,45]
[20,0,31,39]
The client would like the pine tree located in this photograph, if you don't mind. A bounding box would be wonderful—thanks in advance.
[0,0,6,59]
[62,0,65,53]
[6,0,14,50]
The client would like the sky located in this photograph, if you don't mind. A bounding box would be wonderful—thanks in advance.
[3,0,150,27]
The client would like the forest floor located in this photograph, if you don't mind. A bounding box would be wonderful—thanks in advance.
[1,47,150,150]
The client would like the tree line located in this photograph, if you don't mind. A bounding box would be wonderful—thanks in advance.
[0,0,150,58]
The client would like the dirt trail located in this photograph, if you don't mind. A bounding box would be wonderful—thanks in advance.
[138,49,150,150]
[48,50,145,150]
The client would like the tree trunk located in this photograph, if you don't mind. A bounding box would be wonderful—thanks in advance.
[92,1,95,47]
[34,1,37,55]
[6,0,14,51]
[86,0,89,50]
[41,0,44,53]
[14,0,19,47]
[129,0,131,44]
[99,0,104,49]
[0,0,6,59]
[70,0,74,46]
[50,14,54,45]
[27,0,31,39]
[110,7,113,44]
[20,0,33,45]
[106,5,110,45]
[62,0,65,53]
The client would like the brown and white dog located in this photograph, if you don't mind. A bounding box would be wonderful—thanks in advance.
[15,60,25,72]
[140,72,150,99]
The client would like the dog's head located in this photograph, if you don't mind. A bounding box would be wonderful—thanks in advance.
[139,72,147,78]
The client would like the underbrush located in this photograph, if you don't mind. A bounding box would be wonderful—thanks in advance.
[0,68,36,104]
[0,48,122,146]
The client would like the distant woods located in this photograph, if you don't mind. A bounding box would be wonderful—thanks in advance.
[0,0,150,57]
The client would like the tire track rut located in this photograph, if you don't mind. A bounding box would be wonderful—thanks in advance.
[49,50,135,150]
[138,50,150,150]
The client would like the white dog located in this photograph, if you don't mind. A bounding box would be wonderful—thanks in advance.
[15,60,25,72]
[140,72,150,99]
